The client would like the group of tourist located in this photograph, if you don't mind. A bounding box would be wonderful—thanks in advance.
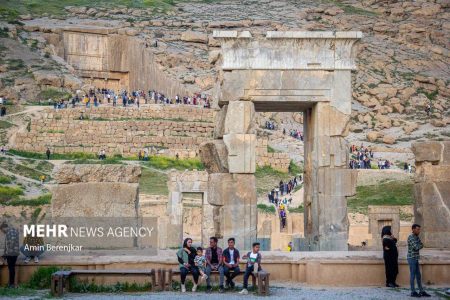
[267,177,300,205]
[286,129,304,141]
[51,88,211,110]
[349,144,393,170]
[264,121,276,130]
[0,220,435,297]
[176,237,262,295]
[381,224,431,297]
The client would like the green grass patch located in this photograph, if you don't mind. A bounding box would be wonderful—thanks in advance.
[6,193,51,206]
[323,0,377,16]
[0,175,12,184]
[0,286,40,297]
[267,145,277,153]
[257,203,276,214]
[6,58,25,71]
[139,168,168,195]
[37,87,71,101]
[0,0,181,17]
[69,279,152,293]
[417,88,438,101]
[0,185,24,203]
[146,156,204,171]
[25,266,62,289]
[0,157,50,180]
[255,166,291,197]
[0,120,13,129]
[9,149,97,160]
[288,205,304,213]
[289,160,303,175]
[70,157,123,164]
[347,180,414,214]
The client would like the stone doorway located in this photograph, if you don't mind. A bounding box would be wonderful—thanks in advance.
[182,192,204,244]
[204,31,362,250]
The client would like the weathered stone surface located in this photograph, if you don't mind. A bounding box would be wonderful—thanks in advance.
[33,70,63,87]
[54,164,141,183]
[368,206,400,249]
[208,173,257,250]
[223,133,256,173]
[213,105,227,139]
[412,142,443,162]
[413,141,450,249]
[367,131,379,142]
[199,140,229,173]
[224,101,255,134]
[52,182,139,217]
[180,31,208,43]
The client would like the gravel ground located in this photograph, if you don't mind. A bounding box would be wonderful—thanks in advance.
[45,285,449,300]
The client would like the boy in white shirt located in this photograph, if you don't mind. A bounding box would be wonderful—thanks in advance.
[239,242,262,295]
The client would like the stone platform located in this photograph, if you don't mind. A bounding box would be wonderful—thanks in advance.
[1,250,449,287]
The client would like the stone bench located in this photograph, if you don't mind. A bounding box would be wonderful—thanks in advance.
[166,268,270,295]
[50,269,156,297]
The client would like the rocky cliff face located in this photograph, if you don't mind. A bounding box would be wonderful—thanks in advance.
[1,0,449,149]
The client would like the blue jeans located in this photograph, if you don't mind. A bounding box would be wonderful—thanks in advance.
[408,258,423,293]
[205,264,224,287]
[223,265,240,285]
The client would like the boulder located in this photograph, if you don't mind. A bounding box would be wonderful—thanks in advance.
[199,140,229,173]
[367,131,379,142]
[382,135,396,145]
[430,119,446,127]
[180,31,208,43]
[33,70,63,87]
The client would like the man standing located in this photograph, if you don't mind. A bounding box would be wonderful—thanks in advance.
[407,224,431,297]
[222,237,240,292]
[204,237,224,293]
[46,148,51,160]
[1,222,20,288]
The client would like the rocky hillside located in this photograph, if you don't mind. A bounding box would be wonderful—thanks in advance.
[0,0,449,151]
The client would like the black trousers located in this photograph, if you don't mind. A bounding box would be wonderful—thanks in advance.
[6,256,18,286]
[180,266,199,284]
[384,257,398,285]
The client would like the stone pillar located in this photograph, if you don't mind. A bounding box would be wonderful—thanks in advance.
[303,102,357,251]
[200,100,257,250]
[412,141,450,249]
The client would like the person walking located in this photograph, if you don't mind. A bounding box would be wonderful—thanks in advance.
[381,226,398,288]
[407,224,431,297]
[1,222,20,288]
[176,238,200,293]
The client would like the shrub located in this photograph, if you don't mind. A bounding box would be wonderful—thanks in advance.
[37,88,71,101]
[147,156,204,171]
[0,175,12,184]
[6,194,51,206]
[25,267,62,289]
[257,203,276,214]
[0,185,24,203]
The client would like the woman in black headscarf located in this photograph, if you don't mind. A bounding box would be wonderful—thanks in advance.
[176,238,199,292]
[381,225,399,288]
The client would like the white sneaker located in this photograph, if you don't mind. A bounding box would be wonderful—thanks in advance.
[24,257,31,263]
[34,256,39,263]
[181,284,186,293]
[239,288,248,295]
[192,283,197,292]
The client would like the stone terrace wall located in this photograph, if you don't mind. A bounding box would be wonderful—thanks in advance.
[13,106,292,169]
[256,138,291,172]
[412,141,450,249]
[14,106,216,158]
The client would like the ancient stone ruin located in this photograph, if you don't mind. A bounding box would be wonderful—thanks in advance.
[412,141,450,249]
[199,31,361,251]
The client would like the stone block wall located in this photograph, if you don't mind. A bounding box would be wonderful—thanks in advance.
[13,106,216,158]
[256,138,291,172]
[412,141,450,249]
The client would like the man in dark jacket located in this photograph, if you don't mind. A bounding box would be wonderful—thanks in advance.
[1,222,20,288]
[221,237,240,292]
[205,237,224,293]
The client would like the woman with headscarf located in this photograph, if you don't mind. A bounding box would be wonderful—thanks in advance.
[381,225,399,288]
[176,238,200,292]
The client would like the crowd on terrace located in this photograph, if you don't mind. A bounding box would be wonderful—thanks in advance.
[52,88,212,109]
